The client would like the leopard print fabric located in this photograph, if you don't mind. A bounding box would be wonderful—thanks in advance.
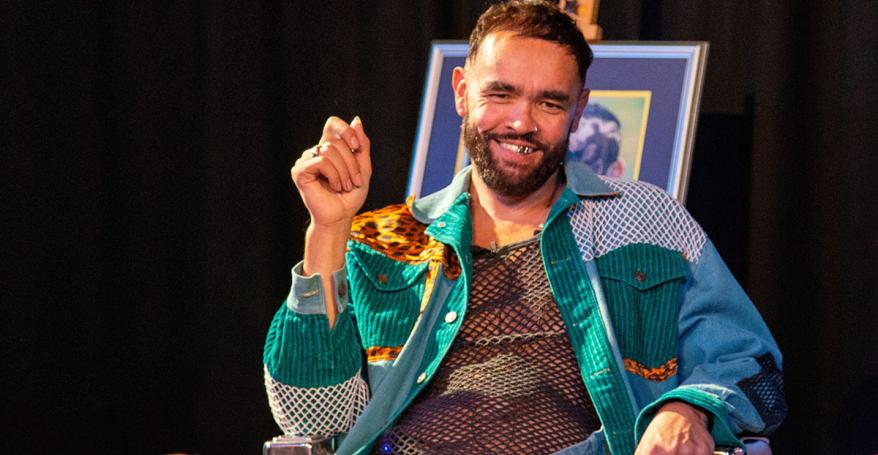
[351,204,461,280]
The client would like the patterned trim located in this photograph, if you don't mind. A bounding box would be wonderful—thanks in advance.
[623,357,678,381]
[568,179,707,263]
[264,366,369,438]
[351,204,461,279]
[365,346,403,362]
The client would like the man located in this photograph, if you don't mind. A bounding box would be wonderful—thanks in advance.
[567,103,625,178]
[264,1,785,454]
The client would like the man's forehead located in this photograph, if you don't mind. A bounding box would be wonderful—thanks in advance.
[469,31,565,66]
[469,31,510,61]
[466,31,581,87]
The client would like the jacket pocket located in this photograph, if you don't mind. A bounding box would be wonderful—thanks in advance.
[347,243,430,350]
[596,243,687,381]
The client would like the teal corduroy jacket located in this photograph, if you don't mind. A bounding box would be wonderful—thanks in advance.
[264,163,785,455]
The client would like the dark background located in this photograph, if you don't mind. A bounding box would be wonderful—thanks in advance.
[3,1,876,454]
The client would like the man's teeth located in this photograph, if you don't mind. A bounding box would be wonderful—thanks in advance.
[499,142,535,155]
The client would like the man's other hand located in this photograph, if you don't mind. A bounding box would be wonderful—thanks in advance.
[634,401,715,455]
[292,116,372,229]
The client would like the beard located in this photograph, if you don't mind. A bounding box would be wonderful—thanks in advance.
[463,118,568,198]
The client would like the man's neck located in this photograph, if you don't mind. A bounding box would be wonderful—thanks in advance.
[470,169,564,249]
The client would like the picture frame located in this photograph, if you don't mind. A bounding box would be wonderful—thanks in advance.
[406,41,709,203]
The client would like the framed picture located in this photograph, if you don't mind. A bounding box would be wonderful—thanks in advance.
[406,41,709,202]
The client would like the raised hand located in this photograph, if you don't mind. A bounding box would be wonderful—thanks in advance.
[292,116,372,229]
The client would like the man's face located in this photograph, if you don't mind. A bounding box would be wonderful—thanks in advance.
[453,31,589,198]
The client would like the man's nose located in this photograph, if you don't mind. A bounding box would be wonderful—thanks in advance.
[508,104,537,134]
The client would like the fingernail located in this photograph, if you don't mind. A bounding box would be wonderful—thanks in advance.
[344,179,352,192]
[353,173,363,187]
[350,135,360,150]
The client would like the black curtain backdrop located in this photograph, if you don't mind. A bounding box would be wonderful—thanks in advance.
[3,1,876,454]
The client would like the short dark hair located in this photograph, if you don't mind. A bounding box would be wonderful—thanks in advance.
[468,0,593,83]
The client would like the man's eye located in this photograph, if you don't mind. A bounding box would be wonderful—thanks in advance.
[541,102,563,111]
[487,93,511,100]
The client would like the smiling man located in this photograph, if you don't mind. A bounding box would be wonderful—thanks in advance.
[263,1,786,454]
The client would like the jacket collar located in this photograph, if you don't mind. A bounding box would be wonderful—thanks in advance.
[410,162,619,225]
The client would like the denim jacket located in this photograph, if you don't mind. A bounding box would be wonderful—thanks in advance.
[263,163,786,455]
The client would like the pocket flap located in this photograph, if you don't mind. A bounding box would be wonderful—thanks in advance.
[348,242,430,291]
[596,243,688,290]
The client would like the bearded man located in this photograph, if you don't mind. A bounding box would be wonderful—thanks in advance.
[263,1,786,454]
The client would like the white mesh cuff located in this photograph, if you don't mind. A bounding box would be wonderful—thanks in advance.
[569,179,707,262]
[264,366,370,438]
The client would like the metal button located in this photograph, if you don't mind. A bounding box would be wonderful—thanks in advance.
[377,273,389,285]
[634,270,647,282]
[436,221,446,228]
[416,372,427,384]
[338,282,348,298]
[444,311,458,324]
[300,289,319,298]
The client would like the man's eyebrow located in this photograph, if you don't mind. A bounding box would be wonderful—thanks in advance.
[541,90,571,102]
[482,80,518,93]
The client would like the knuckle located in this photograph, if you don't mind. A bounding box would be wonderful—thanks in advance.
[326,138,353,155]
[324,116,349,135]
[343,127,359,143]
[318,141,334,154]
[328,136,347,149]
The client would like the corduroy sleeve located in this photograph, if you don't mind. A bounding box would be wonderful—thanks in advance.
[262,261,369,438]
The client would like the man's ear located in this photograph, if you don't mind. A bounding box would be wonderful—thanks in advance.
[569,87,590,133]
[452,66,468,117]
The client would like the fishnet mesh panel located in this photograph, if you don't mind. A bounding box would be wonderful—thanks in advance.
[375,238,600,454]
[737,354,787,431]
[569,178,707,262]
[264,366,369,438]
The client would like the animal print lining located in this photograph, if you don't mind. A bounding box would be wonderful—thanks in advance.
[351,204,461,279]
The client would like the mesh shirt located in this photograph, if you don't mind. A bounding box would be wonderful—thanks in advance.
[374,237,600,454]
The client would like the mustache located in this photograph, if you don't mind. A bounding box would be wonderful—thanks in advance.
[483,131,549,151]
